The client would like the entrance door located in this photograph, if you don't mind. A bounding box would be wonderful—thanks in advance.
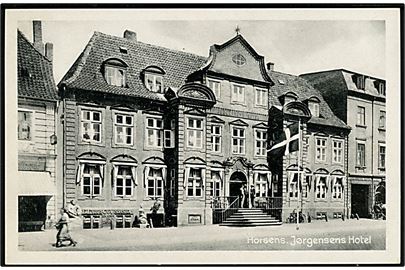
[18,195,48,232]
[229,171,247,207]
[351,184,370,218]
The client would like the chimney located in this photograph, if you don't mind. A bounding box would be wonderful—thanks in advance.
[124,30,137,42]
[45,42,53,61]
[266,62,274,71]
[33,20,44,54]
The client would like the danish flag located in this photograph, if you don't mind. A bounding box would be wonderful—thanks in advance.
[267,122,300,157]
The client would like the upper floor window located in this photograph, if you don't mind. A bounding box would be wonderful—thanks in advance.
[255,88,268,107]
[105,66,126,87]
[357,106,366,126]
[283,92,298,105]
[231,84,245,104]
[379,111,386,129]
[187,118,203,149]
[81,110,102,143]
[308,100,320,117]
[378,144,386,169]
[145,73,164,93]
[207,79,221,99]
[18,110,32,141]
[315,137,327,162]
[232,126,246,154]
[211,125,222,153]
[255,129,267,157]
[356,142,366,167]
[332,139,343,164]
[146,117,163,148]
[114,113,134,146]
[232,54,246,66]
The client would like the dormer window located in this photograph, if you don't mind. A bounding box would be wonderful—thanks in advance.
[283,92,298,105]
[353,75,365,90]
[143,66,165,94]
[103,58,128,87]
[145,73,164,93]
[307,97,320,117]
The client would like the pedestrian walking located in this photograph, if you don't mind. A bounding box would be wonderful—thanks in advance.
[55,208,77,248]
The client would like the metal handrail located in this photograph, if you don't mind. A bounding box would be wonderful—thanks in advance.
[221,196,240,223]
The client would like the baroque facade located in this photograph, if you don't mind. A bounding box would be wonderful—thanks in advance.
[57,29,352,227]
[301,69,386,218]
[17,22,59,231]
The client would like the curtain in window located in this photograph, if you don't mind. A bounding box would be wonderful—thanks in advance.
[315,175,321,188]
[76,163,85,184]
[144,165,166,188]
[341,177,346,187]
[131,166,138,186]
[144,166,150,188]
[112,164,118,187]
[201,168,206,189]
[331,176,336,188]
[267,172,272,188]
[183,167,190,190]
[287,171,296,188]
[254,172,259,186]
[325,175,331,189]
[98,164,104,180]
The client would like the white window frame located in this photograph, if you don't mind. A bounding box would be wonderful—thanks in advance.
[105,65,126,87]
[255,88,268,107]
[211,170,222,197]
[146,167,164,199]
[332,139,344,164]
[145,73,164,93]
[231,126,246,155]
[255,173,269,197]
[80,109,102,144]
[114,165,134,197]
[207,79,221,99]
[187,168,203,198]
[81,164,103,197]
[145,117,163,148]
[231,83,245,104]
[113,112,134,146]
[316,176,327,200]
[332,177,344,200]
[255,129,267,157]
[357,106,366,126]
[18,109,34,141]
[211,124,222,153]
[315,137,327,163]
[186,117,204,149]
[308,101,320,117]
[356,141,366,167]
[378,143,386,169]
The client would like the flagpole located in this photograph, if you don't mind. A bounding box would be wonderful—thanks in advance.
[296,118,301,230]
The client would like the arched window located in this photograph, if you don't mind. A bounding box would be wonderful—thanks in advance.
[103,58,128,87]
[143,66,165,93]
[307,96,320,117]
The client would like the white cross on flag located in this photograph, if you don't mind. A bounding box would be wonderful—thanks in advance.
[267,122,300,157]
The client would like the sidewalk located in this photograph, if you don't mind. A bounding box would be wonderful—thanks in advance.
[18,219,386,251]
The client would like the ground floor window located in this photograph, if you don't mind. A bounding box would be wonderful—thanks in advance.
[316,176,328,199]
[288,172,299,198]
[187,168,203,197]
[146,168,164,199]
[332,177,344,199]
[255,173,268,197]
[211,170,222,197]
[114,165,136,197]
[77,163,104,197]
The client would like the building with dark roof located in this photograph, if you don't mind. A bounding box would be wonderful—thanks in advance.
[301,69,386,218]
[17,21,58,231]
[58,28,351,227]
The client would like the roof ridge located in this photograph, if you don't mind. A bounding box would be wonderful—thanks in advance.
[96,31,208,60]
[17,29,52,63]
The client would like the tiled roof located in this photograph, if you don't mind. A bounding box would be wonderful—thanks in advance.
[17,30,58,101]
[60,31,208,102]
[268,71,349,129]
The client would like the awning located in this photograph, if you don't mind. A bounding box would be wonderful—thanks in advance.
[18,171,56,196]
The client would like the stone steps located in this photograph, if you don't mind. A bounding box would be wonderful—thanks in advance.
[220,208,282,227]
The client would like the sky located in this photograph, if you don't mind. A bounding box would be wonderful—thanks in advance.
[17,20,385,83]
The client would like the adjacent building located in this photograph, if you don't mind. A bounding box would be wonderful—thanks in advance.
[301,69,386,218]
[57,29,352,227]
[17,22,58,231]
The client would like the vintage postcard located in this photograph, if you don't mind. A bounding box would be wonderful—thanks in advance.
[2,5,402,265]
